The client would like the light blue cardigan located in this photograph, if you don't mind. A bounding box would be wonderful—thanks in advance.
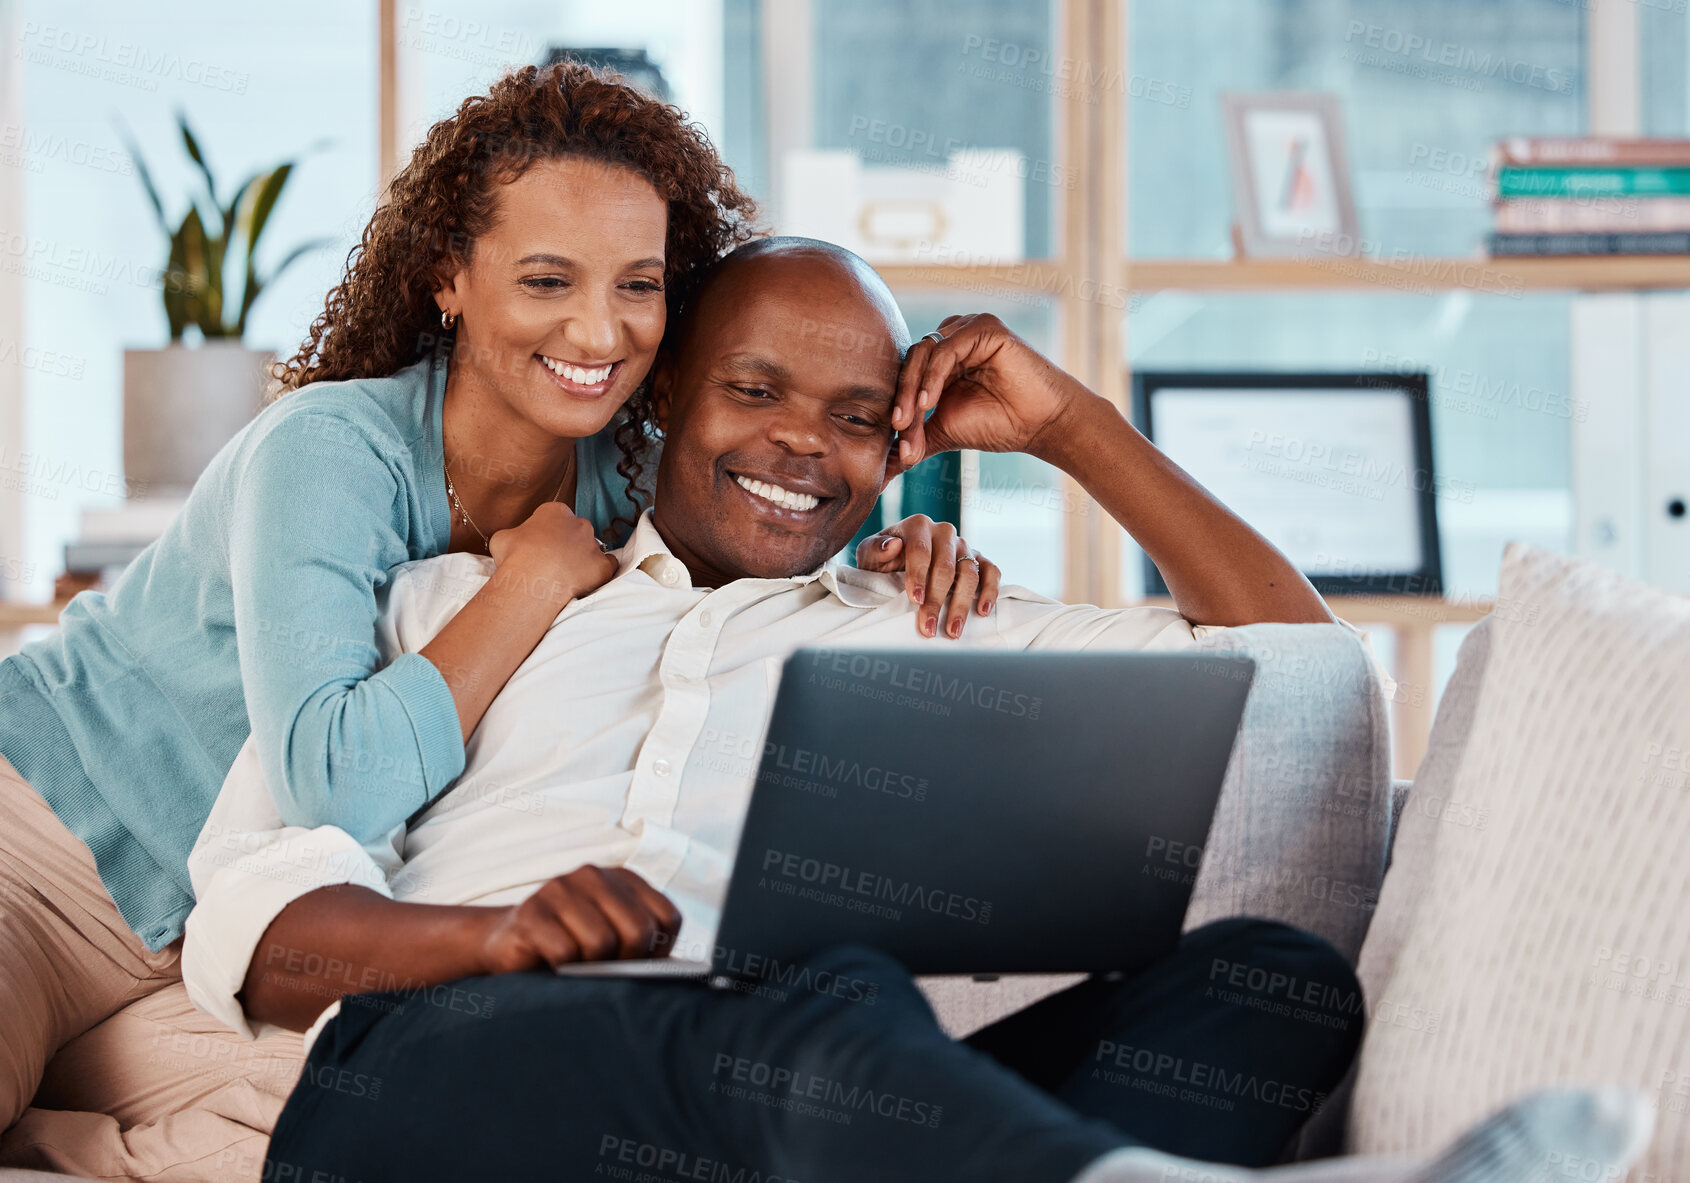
[0,351,645,950]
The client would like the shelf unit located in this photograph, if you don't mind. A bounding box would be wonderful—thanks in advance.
[866,1,1687,776]
[879,255,1690,297]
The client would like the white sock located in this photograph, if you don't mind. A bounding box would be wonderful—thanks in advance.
[1070,1086,1654,1183]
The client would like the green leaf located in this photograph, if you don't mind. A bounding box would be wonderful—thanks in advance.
[168,207,213,340]
[202,218,228,335]
[112,118,170,237]
[221,171,260,241]
[236,236,332,336]
[243,163,293,258]
[162,222,192,341]
[178,113,222,230]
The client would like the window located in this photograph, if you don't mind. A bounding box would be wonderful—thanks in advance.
[8,0,376,600]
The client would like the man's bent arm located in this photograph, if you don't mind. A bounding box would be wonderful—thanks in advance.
[241,885,498,1031]
[1032,395,1332,627]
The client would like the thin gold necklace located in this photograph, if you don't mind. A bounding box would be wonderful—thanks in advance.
[444,455,571,551]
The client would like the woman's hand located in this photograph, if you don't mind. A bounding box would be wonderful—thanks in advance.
[476,865,684,974]
[487,501,617,609]
[857,514,1001,640]
[891,313,1097,472]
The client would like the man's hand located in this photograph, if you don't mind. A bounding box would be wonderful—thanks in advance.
[886,312,1330,629]
[890,314,1095,472]
[474,865,684,974]
[241,871,684,1032]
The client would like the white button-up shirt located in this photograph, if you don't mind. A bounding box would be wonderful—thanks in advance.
[183,512,1215,1043]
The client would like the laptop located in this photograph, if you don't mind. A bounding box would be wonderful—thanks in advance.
[555,648,1255,985]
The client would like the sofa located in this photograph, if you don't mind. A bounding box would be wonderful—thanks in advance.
[1,616,1401,1181]
[25,541,1680,1178]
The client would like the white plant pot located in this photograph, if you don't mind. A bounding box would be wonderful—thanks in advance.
[123,343,275,498]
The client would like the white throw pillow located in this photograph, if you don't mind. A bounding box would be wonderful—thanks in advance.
[1349,543,1690,1173]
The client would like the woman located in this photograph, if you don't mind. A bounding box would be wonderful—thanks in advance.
[0,62,997,1131]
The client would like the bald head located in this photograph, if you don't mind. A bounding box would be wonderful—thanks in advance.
[671,236,911,363]
[647,237,911,587]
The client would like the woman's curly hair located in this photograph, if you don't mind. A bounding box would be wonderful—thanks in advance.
[277,61,760,523]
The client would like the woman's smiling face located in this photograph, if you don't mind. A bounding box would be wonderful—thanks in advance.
[435,156,669,440]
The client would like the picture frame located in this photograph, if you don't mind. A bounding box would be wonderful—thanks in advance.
[1133,371,1443,597]
[1220,92,1361,258]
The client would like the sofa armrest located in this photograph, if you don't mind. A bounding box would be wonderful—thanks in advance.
[1180,623,1395,965]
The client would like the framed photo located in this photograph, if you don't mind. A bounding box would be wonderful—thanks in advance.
[1220,93,1360,258]
[1132,371,1442,597]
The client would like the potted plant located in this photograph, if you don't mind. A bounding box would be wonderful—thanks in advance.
[120,115,327,496]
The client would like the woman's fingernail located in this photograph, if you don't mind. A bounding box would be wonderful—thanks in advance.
[948,619,961,638]
[912,586,925,604]
[923,617,936,637]
[980,600,993,615]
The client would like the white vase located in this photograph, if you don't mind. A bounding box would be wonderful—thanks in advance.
[123,343,275,498]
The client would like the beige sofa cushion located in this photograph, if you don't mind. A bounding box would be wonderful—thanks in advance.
[1349,543,1690,1171]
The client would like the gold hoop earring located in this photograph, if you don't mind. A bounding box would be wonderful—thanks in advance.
[441,309,459,330]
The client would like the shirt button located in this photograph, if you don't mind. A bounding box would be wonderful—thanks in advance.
[698,610,713,627]
[653,758,672,777]
[661,568,680,586]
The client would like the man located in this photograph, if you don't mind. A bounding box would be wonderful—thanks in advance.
[184,239,1648,1183]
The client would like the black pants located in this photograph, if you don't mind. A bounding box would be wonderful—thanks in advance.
[266,918,1363,1183]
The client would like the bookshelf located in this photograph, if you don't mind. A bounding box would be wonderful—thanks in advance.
[879,255,1690,297]
[860,2,1672,776]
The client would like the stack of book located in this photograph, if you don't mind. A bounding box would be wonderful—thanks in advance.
[1487,137,1690,257]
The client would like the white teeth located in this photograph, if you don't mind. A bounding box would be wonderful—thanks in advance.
[541,357,612,385]
[734,474,820,512]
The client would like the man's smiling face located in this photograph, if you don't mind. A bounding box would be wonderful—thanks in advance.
[650,241,911,586]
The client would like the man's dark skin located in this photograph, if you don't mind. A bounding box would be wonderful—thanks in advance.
[239,239,1332,1032]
